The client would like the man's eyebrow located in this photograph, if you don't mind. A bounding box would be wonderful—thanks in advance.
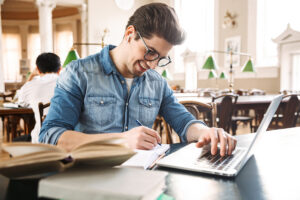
[148,45,159,53]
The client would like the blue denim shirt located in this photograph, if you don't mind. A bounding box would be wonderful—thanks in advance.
[39,45,205,144]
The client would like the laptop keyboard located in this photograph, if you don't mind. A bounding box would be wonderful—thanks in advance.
[195,149,245,171]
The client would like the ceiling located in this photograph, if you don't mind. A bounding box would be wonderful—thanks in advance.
[1,0,79,20]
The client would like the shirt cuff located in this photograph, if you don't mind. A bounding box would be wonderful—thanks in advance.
[180,120,207,143]
[42,127,67,145]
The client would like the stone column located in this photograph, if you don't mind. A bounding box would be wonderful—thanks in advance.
[36,0,56,52]
[0,0,5,93]
[78,3,88,57]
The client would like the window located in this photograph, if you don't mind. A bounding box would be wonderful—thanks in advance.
[54,24,74,64]
[174,0,215,73]
[28,33,41,71]
[257,0,300,66]
[2,33,22,82]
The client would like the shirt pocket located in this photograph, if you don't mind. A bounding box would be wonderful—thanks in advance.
[86,96,116,126]
[138,97,160,127]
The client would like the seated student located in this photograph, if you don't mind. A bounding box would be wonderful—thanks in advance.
[40,3,236,156]
[18,53,61,143]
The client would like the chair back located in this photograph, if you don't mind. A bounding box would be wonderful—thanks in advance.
[212,94,238,132]
[38,102,50,124]
[281,94,300,128]
[179,100,217,127]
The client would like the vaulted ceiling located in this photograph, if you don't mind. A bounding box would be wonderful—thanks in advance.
[1,0,79,20]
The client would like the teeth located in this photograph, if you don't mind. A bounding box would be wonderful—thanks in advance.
[139,61,147,70]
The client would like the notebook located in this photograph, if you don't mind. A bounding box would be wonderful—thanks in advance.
[157,95,283,177]
[38,167,167,200]
[121,144,169,169]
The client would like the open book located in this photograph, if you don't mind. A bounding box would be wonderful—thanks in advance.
[121,144,170,169]
[0,137,135,178]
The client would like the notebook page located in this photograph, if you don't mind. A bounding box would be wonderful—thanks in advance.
[121,144,170,169]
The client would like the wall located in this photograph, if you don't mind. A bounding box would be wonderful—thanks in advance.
[87,0,153,55]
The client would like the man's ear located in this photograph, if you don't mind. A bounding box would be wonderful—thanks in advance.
[127,33,133,42]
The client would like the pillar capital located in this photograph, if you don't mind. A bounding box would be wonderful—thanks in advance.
[36,0,56,9]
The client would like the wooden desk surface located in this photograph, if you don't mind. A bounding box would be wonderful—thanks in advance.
[0,127,300,199]
[0,106,33,115]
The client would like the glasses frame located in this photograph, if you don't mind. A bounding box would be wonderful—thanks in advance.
[136,31,171,67]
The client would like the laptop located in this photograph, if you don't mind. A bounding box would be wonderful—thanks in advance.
[157,95,283,177]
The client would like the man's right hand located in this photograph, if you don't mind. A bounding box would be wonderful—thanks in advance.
[123,126,161,150]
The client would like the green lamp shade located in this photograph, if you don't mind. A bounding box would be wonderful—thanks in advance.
[219,71,228,79]
[161,69,173,80]
[208,70,217,79]
[241,58,254,72]
[202,55,218,70]
[62,49,80,68]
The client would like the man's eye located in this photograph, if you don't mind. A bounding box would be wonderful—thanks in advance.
[148,51,157,56]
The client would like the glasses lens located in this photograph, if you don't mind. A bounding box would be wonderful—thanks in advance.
[158,58,171,67]
[145,51,159,61]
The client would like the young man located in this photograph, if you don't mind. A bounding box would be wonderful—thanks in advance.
[18,53,61,143]
[40,3,236,156]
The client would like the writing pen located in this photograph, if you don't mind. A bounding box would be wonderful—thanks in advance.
[135,119,161,146]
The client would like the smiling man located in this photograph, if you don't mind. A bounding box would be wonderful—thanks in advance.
[39,3,236,156]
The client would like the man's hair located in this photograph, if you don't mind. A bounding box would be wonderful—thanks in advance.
[36,53,61,73]
[126,3,185,45]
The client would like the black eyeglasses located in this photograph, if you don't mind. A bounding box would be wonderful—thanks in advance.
[136,31,171,68]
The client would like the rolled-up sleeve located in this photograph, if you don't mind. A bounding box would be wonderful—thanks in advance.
[159,81,206,142]
[39,61,86,144]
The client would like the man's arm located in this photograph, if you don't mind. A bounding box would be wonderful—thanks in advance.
[57,126,162,152]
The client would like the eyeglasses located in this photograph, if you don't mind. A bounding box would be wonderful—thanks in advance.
[136,31,171,68]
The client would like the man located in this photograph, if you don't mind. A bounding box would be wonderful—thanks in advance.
[40,3,236,156]
[18,53,61,143]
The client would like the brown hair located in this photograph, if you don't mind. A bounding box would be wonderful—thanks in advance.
[126,3,185,45]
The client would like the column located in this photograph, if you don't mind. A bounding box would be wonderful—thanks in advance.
[78,3,88,57]
[36,0,56,52]
[0,0,5,93]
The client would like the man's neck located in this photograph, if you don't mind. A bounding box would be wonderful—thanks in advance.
[110,43,133,78]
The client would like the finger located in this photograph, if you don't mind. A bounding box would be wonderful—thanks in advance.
[218,129,227,157]
[138,140,155,150]
[196,134,211,148]
[210,128,219,155]
[142,126,161,144]
[227,135,234,155]
[142,132,158,146]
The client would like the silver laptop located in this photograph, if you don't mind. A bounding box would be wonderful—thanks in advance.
[157,95,283,177]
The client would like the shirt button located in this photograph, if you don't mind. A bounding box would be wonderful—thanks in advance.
[149,103,152,106]
[126,103,128,106]
[125,126,128,130]
[121,80,125,84]
[100,101,104,104]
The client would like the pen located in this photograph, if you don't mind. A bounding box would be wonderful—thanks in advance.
[135,119,161,146]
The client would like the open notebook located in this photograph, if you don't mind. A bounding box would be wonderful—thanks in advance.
[121,144,169,169]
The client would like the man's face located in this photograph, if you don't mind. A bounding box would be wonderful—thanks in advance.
[125,33,173,78]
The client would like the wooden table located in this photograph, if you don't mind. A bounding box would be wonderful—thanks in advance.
[0,106,35,142]
[175,94,279,127]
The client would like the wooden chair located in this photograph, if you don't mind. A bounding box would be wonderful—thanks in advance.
[212,94,238,134]
[179,100,217,127]
[153,101,217,144]
[38,102,51,124]
[269,94,300,129]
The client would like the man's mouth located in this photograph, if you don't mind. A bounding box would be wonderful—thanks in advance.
[138,61,148,72]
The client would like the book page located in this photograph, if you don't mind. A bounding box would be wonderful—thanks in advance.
[2,142,64,157]
[121,144,170,169]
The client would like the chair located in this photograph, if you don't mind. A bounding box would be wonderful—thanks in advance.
[152,101,217,144]
[38,102,51,124]
[269,94,300,129]
[179,100,217,127]
[212,94,238,134]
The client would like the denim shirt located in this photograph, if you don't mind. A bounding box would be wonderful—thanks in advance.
[39,45,205,144]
